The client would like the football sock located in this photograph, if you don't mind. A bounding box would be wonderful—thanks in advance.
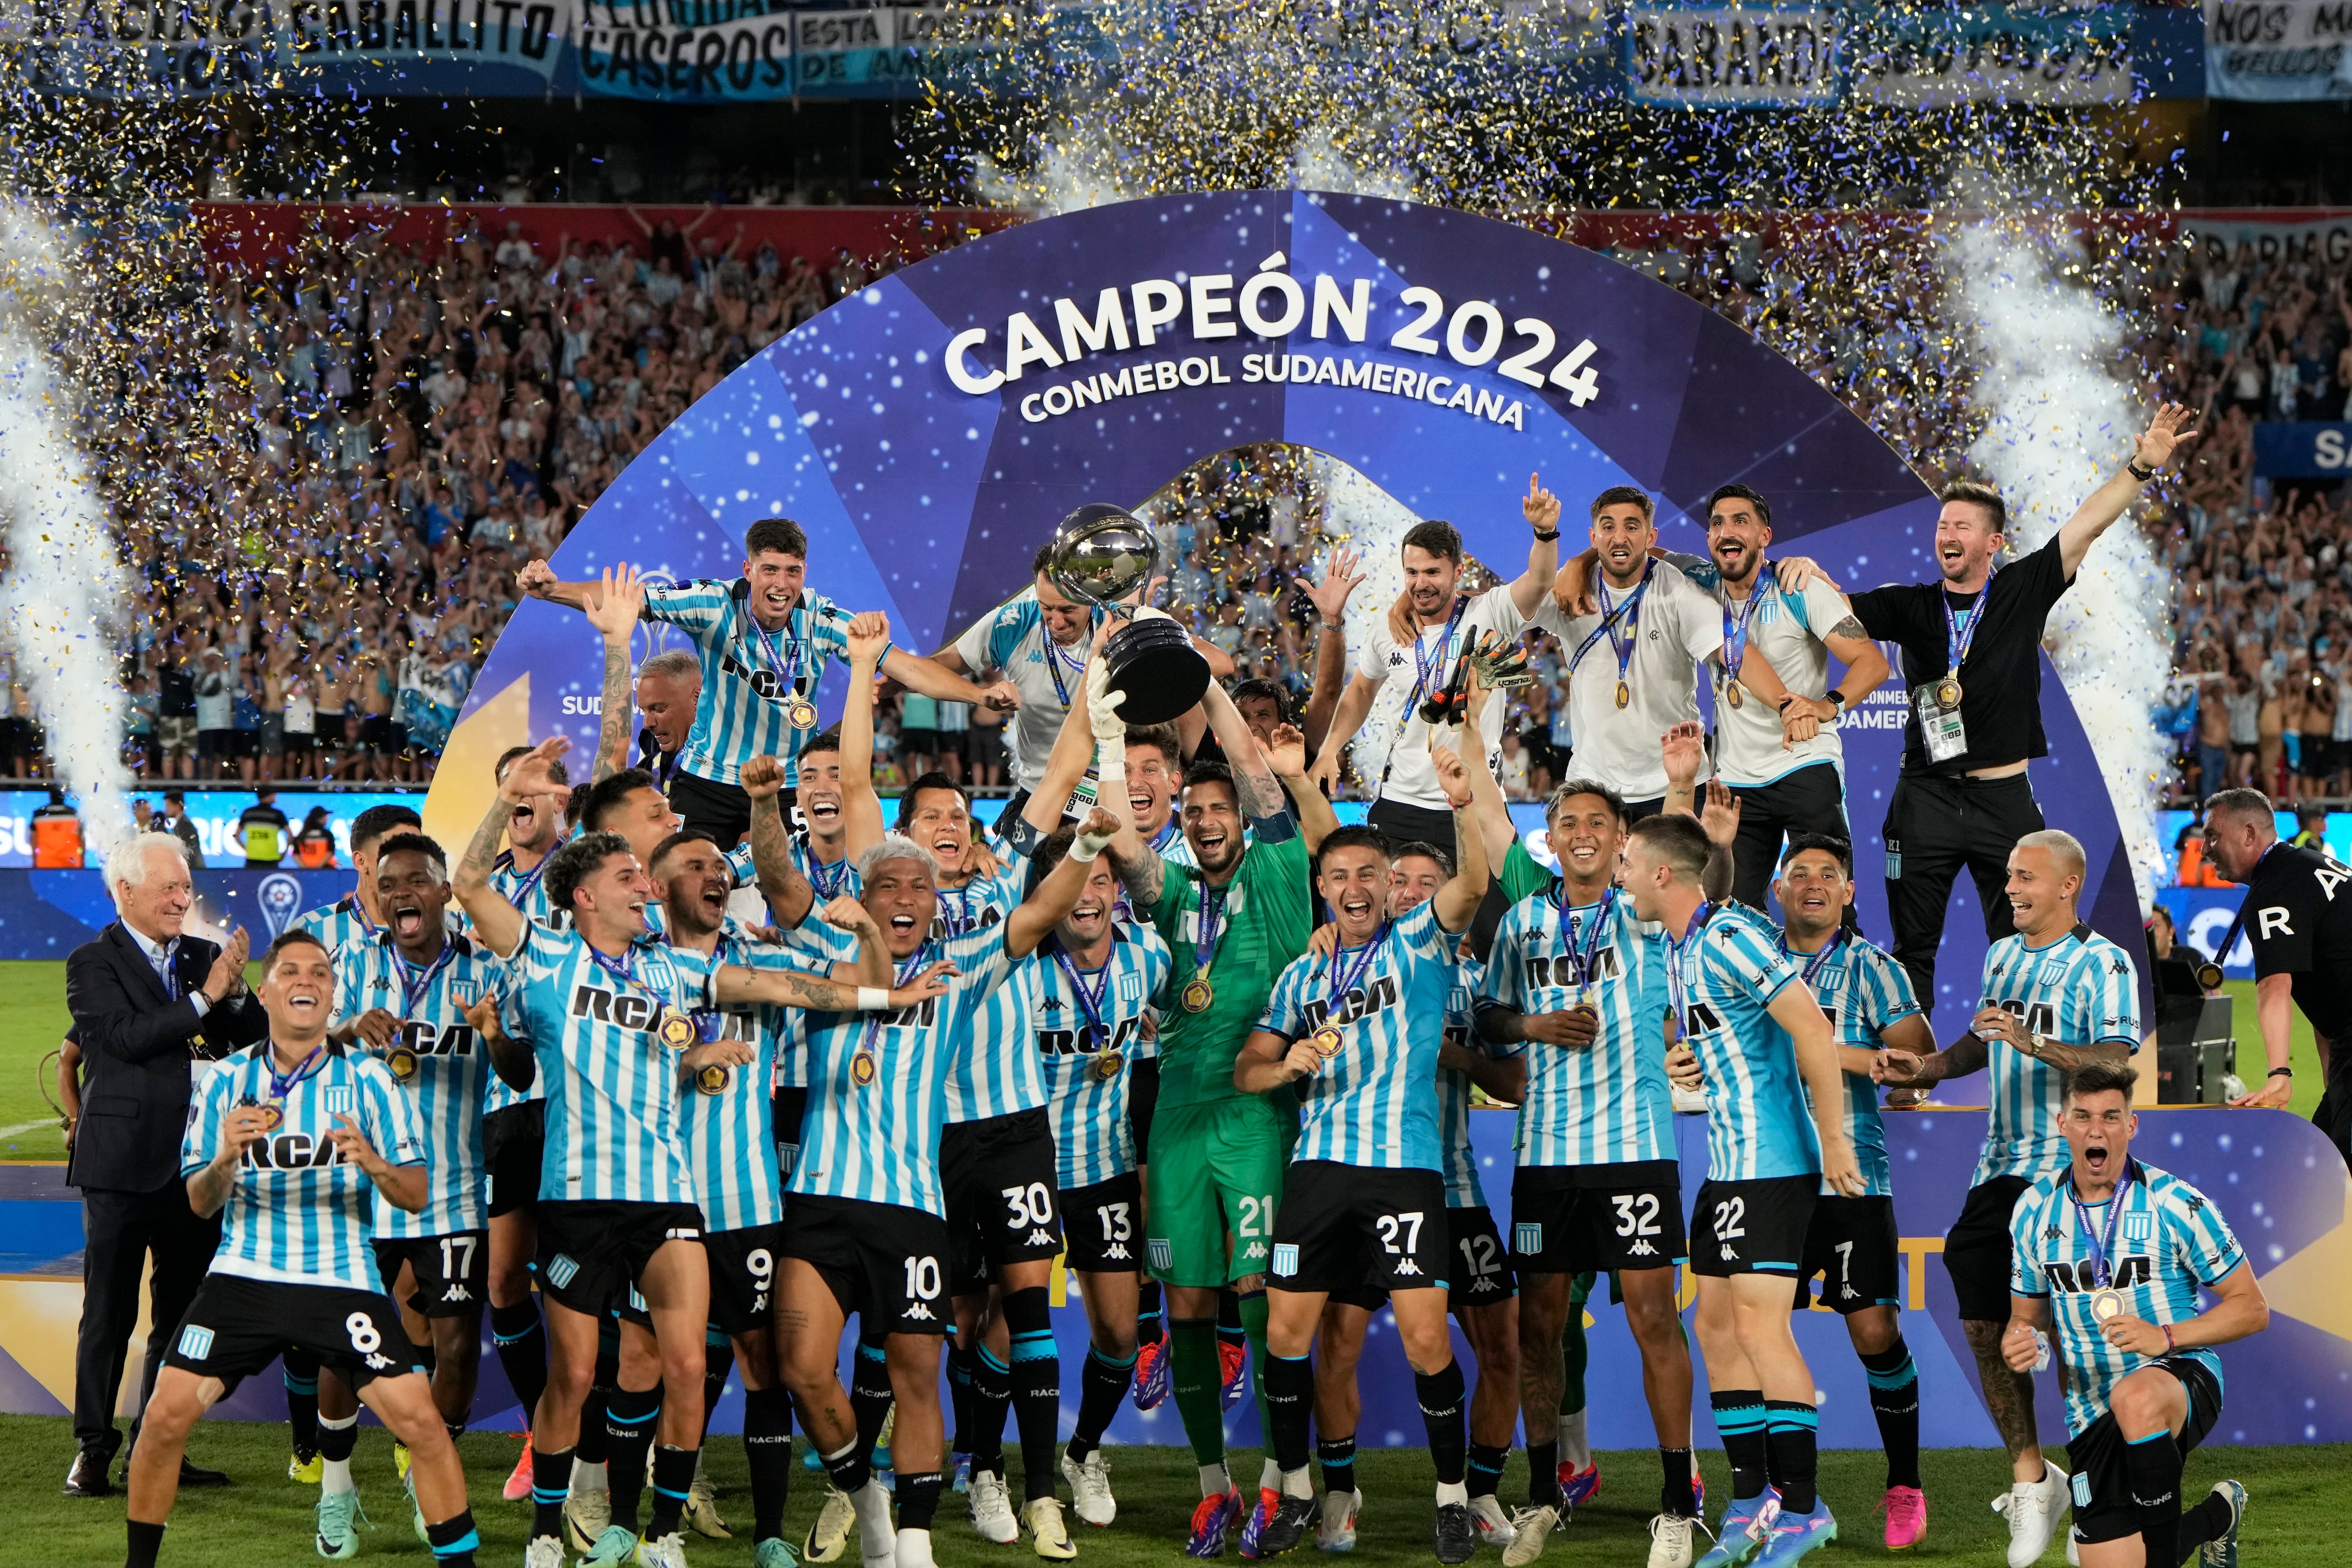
[1661,1446,1699,1519]
[946,1340,977,1460]
[702,1340,736,1439]
[126,1520,166,1568]
[899,1470,944,1532]
[1262,1351,1314,1476]
[1171,1318,1226,1467]
[971,1345,1012,1477]
[1318,1435,1357,1499]
[427,1507,481,1566]
[820,1436,871,1499]
[646,1444,696,1538]
[1527,1441,1560,1507]
[1004,1285,1063,1503]
[1710,1390,1770,1501]
[1136,1280,1165,1346]
[490,1300,548,1433]
[1764,1399,1819,1515]
[605,1384,661,1533]
[530,1445,575,1541]
[1237,1286,1272,1455]
[2124,1429,2185,1568]
[1415,1359,1468,1487]
[319,1411,358,1495]
[1066,1345,1136,1463]
[744,1385,794,1543]
[1860,1338,1922,1490]
[1467,1442,1507,1502]
[850,1336,896,1464]
[283,1351,320,1458]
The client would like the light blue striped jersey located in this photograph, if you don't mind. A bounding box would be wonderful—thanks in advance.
[1256,899,1458,1171]
[791,832,863,906]
[293,893,464,960]
[1436,962,1491,1209]
[1669,903,1818,1183]
[328,931,511,1238]
[951,587,1099,792]
[771,914,862,1091]
[939,856,1044,1124]
[644,579,879,788]
[674,920,829,1233]
[182,1043,425,1293]
[1033,925,1172,1190]
[1973,925,2144,1186]
[503,921,702,1208]
[1476,887,1675,1171]
[480,853,567,1117]
[1780,931,1921,1198]
[789,923,1018,1216]
[2009,1160,2244,1436]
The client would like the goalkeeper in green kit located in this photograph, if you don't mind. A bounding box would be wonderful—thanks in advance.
[1115,662,1336,1559]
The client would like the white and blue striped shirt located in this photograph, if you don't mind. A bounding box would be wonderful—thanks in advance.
[1477,888,1675,1172]
[952,588,1097,792]
[939,859,1042,1124]
[183,1043,425,1293]
[480,853,566,1117]
[2010,1160,2243,1436]
[790,833,863,906]
[1973,926,2144,1186]
[329,931,510,1239]
[1670,903,1818,1184]
[791,923,1018,1216]
[771,914,862,1092]
[676,921,831,1233]
[504,921,702,1208]
[1782,931,1920,1199]
[1436,964,1490,1209]
[644,579,877,788]
[1256,899,1458,1171]
[1033,925,1172,1191]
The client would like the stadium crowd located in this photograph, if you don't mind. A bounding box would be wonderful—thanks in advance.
[40,210,2344,807]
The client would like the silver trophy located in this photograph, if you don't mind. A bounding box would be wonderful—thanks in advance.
[1047,502,1211,725]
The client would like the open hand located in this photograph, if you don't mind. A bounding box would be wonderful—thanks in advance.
[499,736,574,806]
[584,562,645,641]
[891,961,960,1007]
[2134,402,2200,472]
[1304,547,1366,627]
[1550,557,1597,618]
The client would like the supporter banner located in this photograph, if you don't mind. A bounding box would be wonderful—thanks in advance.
[2181,208,2352,267]
[574,0,797,102]
[2254,420,2352,478]
[1623,4,1842,106]
[2203,0,2352,100]
[1846,1,2136,106]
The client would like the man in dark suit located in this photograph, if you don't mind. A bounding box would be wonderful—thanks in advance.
[64,832,265,1496]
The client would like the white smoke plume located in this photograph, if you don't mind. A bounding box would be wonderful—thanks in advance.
[0,207,134,854]
[1312,453,1425,788]
[1941,215,2170,903]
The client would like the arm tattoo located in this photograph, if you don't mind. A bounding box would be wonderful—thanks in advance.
[1108,842,1164,913]
[460,798,519,887]
[1230,762,1283,821]
[777,970,851,1011]
[1827,614,1867,644]
[591,638,633,784]
[749,795,810,916]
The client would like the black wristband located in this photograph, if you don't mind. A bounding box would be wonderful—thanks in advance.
[1532,528,1560,541]
[2126,457,2158,482]
[2268,1066,2294,1078]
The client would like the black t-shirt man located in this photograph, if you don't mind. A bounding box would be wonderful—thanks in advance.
[2240,840,2352,1158]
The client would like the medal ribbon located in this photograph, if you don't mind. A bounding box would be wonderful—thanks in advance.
[590,941,675,1016]
[1040,617,1096,708]
[503,831,567,904]
[1942,572,1993,684]
[1319,922,1391,1028]
[1050,940,1115,1049]
[1191,882,1231,979]
[1719,567,1773,691]
[1557,885,1618,991]
[799,836,850,901]
[269,1044,327,1103]
[938,880,980,936]
[1567,559,1653,683]
[1400,597,1472,722]
[1777,929,1844,989]
[389,941,456,1018]
[2068,1165,2136,1290]
[753,597,808,697]
[1663,899,1717,1038]
[858,943,936,1055]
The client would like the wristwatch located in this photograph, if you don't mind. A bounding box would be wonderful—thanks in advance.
[2126,456,2158,482]
[1827,690,1847,711]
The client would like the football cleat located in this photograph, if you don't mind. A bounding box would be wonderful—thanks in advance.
[852,1477,899,1568]
[2199,1480,2244,1568]
[290,1448,323,1485]
[503,1441,537,1504]
[893,1528,937,1568]
[1878,1486,1927,1551]
[564,1488,613,1553]
[952,1453,973,1494]
[1219,1341,1248,1411]
[1468,1496,1517,1549]
[1238,1487,1278,1560]
[1501,1504,1560,1568]
[1434,1503,1478,1565]
[638,1532,690,1568]
[1750,1502,1835,1567]
[686,1476,731,1539]
[1025,1497,1077,1561]
[804,1443,828,1474]
[315,1488,369,1560]
[577,1525,639,1567]
[1991,1463,2068,1568]
[968,1470,1020,1545]
[1186,1489,1244,1559]
[1558,1462,1602,1511]
[524,1535,566,1568]
[1061,1449,1116,1527]
[1256,1496,1319,1560]
[1133,1338,1172,1411]
[874,1404,897,1474]
[803,1485,855,1564]
[755,1540,801,1568]
[1646,1511,1703,1568]
[1318,1490,1362,1552]
[1693,1493,1775,1568]
[393,1442,411,1481]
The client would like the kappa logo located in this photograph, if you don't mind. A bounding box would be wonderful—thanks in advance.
[442,1284,473,1303]
[1720,1245,1738,1261]
[1515,1222,1543,1255]
[365,1352,395,1371]
[546,1254,581,1289]
[905,1304,937,1321]
[1241,1241,1267,1260]
[753,1290,770,1314]
[1104,1243,1132,1261]
[1394,1259,1421,1277]
[1271,1243,1300,1278]
[1839,1282,1858,1300]
[176,1323,215,1361]
[1627,1239,1658,1258]
[1149,1239,1173,1272]
[1025,1228,1056,1247]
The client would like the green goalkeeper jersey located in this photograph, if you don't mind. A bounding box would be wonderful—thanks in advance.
[1145,810,1313,1111]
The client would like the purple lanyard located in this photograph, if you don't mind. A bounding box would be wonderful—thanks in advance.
[1402,597,1471,719]
[389,943,455,1017]
[2067,1167,2134,1289]
[1050,941,1114,1046]
[1568,559,1652,680]
[1559,886,1617,989]
[1720,568,1773,686]
[1663,900,1717,1037]
[1321,923,1390,1021]
[1777,930,1843,989]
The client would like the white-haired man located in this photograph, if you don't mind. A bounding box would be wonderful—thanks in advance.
[64,833,264,1497]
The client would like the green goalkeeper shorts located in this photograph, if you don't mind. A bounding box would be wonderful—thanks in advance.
[1143,1098,1294,1288]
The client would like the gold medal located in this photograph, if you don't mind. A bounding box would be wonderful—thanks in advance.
[1311,1025,1345,1058]
[385,1046,420,1084]
[256,1098,286,1132]
[2193,960,2223,992]
[1181,975,1214,1013]
[658,1008,698,1050]
[1935,676,1963,710]
[2089,1287,2127,1323]
[1725,681,1743,710]
[1092,1049,1124,1082]
[851,1047,879,1087]
[1615,679,1630,710]
[787,697,819,730]
[695,1063,730,1095]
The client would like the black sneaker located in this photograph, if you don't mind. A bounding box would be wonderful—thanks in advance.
[1257,1496,1319,1558]
[1434,1503,1478,1565]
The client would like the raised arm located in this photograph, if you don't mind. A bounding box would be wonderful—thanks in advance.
[1299,546,1365,756]
[1005,808,1121,960]
[1262,720,1339,850]
[743,754,816,927]
[1766,977,1861,1196]
[1508,472,1564,619]
[838,613,891,861]
[1429,741,1491,935]
[880,646,1017,713]
[516,557,599,612]
[2057,402,2198,580]
[1024,621,1118,835]
[1307,669,1384,797]
[1200,674,1285,821]
[1455,672,1518,870]
[581,563,645,784]
[454,736,570,958]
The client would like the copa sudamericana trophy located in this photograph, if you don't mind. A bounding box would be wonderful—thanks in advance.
[1048,502,1211,725]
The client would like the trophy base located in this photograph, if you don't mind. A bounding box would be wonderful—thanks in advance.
[1102,619,1212,725]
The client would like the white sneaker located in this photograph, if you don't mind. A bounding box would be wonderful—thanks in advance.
[1501,1503,1561,1567]
[1025,1497,1077,1560]
[1061,1449,1116,1528]
[2066,1528,2082,1568]
[1991,1462,2069,1568]
[1318,1489,1362,1552]
[969,1470,1020,1545]
[806,1485,856,1564]
[853,1478,898,1568]
[686,1476,732,1539]
[1646,1512,1700,1568]
[894,1527,937,1568]
[564,1488,613,1553]
[525,1535,566,1568]
[639,1532,691,1568]
[1470,1496,1518,1549]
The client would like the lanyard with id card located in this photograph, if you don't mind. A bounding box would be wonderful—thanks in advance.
[1913,582,1987,764]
